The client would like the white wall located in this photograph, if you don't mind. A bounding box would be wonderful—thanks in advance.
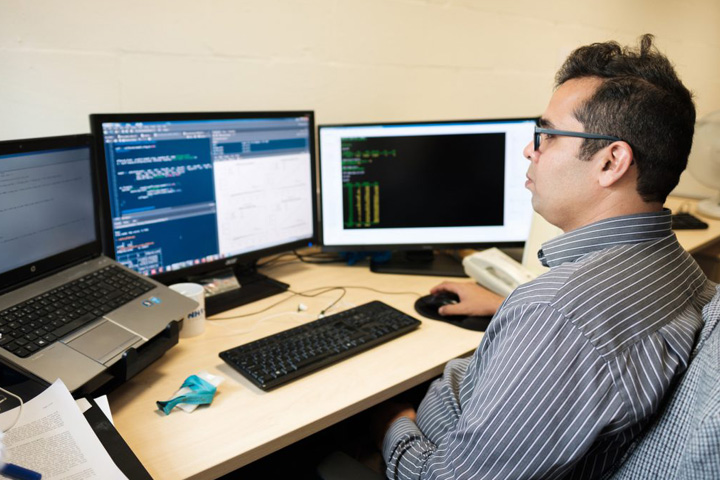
[1,0,719,193]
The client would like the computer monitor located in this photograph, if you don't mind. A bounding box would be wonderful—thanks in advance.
[91,112,317,315]
[317,118,536,276]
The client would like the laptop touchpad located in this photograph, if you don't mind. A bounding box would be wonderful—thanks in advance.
[65,320,141,365]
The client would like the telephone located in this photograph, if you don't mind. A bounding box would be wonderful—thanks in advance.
[462,247,537,296]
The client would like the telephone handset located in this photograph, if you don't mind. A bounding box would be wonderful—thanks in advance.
[462,248,537,297]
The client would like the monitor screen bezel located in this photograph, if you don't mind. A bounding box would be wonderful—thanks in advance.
[0,134,99,294]
[317,117,538,252]
[90,111,318,285]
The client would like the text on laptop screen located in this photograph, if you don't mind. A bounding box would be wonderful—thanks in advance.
[0,146,95,275]
[97,115,315,277]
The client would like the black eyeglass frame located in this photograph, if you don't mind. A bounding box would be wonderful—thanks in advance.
[534,126,623,151]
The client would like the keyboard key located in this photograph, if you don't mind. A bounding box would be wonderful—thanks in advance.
[219,301,421,390]
[0,265,155,358]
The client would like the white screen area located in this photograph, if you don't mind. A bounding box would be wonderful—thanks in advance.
[214,152,314,255]
[100,116,315,276]
[0,148,95,274]
[318,120,535,248]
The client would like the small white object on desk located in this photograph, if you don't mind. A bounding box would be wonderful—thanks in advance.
[169,282,206,338]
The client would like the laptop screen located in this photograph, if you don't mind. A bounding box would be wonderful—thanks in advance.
[0,135,98,287]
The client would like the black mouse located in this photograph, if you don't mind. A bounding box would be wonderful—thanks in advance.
[414,292,491,332]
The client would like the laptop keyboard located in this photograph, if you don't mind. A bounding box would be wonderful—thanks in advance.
[0,265,154,358]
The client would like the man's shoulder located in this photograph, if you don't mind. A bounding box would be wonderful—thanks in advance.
[505,232,673,306]
[554,237,709,354]
[506,235,710,356]
[504,249,590,308]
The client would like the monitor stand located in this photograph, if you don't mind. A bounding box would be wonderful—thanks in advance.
[370,250,468,277]
[188,265,289,316]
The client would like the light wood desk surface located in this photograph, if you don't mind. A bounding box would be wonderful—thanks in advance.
[109,196,720,480]
[109,261,483,480]
[666,196,720,253]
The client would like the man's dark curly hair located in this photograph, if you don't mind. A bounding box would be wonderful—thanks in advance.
[555,34,695,203]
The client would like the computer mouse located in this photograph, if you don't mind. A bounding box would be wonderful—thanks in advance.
[414,292,491,332]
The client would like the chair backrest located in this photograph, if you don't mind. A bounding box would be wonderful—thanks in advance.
[521,211,562,276]
[604,285,720,479]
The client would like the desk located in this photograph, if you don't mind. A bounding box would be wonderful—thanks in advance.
[109,262,483,480]
[666,196,720,253]
[109,196,720,480]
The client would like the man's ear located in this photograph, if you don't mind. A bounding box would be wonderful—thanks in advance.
[598,142,634,187]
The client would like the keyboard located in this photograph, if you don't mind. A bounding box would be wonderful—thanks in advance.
[671,212,709,230]
[219,300,421,390]
[0,265,155,358]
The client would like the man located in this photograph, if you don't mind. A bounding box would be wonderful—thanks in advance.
[379,34,716,479]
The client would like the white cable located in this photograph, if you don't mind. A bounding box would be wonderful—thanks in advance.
[0,387,24,432]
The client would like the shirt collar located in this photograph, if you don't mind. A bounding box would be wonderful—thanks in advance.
[537,209,673,268]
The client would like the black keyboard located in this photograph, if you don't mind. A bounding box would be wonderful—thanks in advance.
[0,265,155,358]
[219,301,421,390]
[671,212,708,230]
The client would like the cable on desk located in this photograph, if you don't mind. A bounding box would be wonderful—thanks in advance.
[0,387,23,432]
[210,285,424,321]
[255,252,297,268]
[294,287,347,317]
[211,286,345,320]
[256,250,345,270]
[293,250,346,264]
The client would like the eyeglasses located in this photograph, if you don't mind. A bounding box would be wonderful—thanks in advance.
[534,126,623,152]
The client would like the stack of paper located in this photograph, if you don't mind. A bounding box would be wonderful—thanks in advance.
[0,380,127,479]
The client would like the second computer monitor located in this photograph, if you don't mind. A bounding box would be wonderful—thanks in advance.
[91,111,317,314]
[318,118,536,276]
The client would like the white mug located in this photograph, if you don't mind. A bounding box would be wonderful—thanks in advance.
[169,283,206,338]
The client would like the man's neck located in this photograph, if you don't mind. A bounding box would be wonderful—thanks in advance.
[560,199,664,233]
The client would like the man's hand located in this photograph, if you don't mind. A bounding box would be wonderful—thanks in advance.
[430,281,504,317]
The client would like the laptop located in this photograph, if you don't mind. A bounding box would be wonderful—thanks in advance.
[0,134,197,393]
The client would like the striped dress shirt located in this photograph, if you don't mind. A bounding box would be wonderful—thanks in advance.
[383,210,716,480]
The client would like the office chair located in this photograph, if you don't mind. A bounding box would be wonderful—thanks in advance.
[317,451,384,480]
[602,284,720,479]
[521,211,562,276]
[318,285,720,479]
